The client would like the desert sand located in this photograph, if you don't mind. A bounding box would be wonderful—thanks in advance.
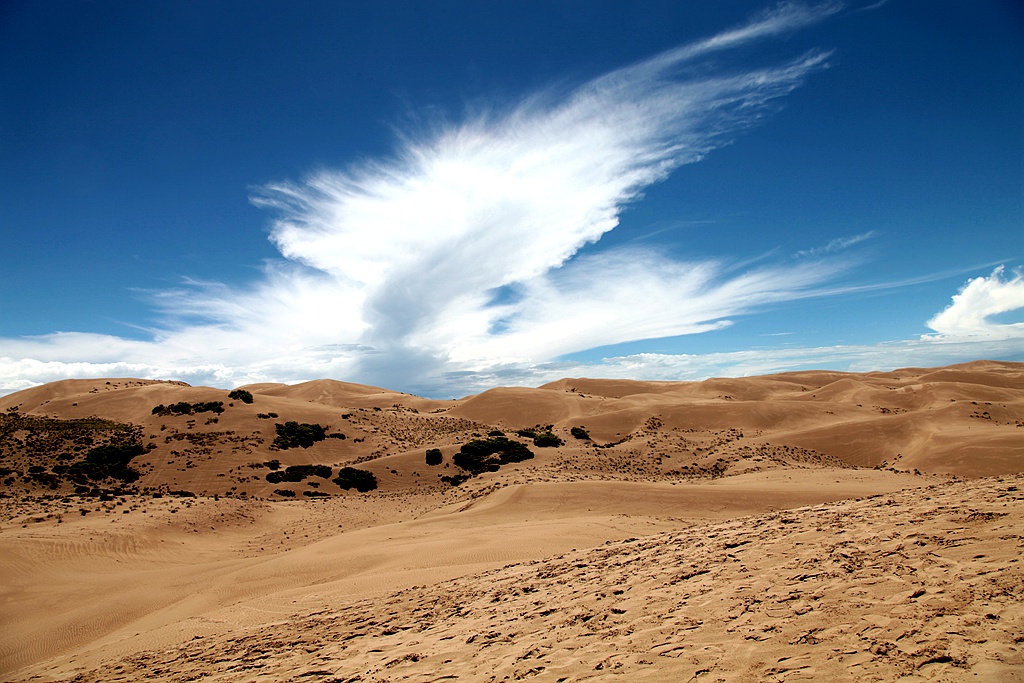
[1,361,1022,681]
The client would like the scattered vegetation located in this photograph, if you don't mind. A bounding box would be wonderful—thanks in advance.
[228,389,254,404]
[0,411,146,493]
[272,422,327,450]
[273,488,296,497]
[256,412,279,419]
[333,467,378,492]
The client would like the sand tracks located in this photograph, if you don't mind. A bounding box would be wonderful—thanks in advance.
[16,475,1022,682]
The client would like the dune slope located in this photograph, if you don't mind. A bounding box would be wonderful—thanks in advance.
[9,474,1022,682]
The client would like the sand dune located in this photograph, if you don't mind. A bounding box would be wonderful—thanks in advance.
[0,362,1022,680]
[7,473,1021,682]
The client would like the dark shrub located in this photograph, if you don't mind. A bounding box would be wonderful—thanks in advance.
[425,448,443,466]
[333,467,377,492]
[453,437,533,474]
[228,389,254,404]
[533,432,562,448]
[274,488,296,497]
[272,422,327,449]
[192,401,224,414]
[153,401,223,416]
[266,464,333,484]
[170,402,193,415]
[68,443,145,483]
[570,426,590,440]
[264,459,281,470]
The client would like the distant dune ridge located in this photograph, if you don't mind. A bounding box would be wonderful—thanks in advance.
[0,361,1022,681]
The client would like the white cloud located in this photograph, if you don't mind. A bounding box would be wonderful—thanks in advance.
[5,3,1015,399]
[924,266,1024,340]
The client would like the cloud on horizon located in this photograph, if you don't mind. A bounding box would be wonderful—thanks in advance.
[1,2,1020,398]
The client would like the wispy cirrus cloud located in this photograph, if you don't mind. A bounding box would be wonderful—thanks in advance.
[5,2,1015,399]
[795,231,877,258]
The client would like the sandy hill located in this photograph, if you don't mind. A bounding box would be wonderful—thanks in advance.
[0,361,1022,681]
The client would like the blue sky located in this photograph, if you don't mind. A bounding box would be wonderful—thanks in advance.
[1,1,1021,397]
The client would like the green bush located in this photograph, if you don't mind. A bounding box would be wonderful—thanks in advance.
[333,467,377,492]
[272,422,327,449]
[228,389,254,404]
[425,448,443,466]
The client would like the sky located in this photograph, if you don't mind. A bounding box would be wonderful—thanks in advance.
[1,0,1022,398]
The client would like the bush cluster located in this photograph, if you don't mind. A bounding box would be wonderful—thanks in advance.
[265,464,333,484]
[425,448,443,466]
[532,432,562,447]
[333,467,377,492]
[570,426,591,440]
[67,443,145,483]
[514,426,561,447]
[152,401,224,416]
[453,437,534,475]
[228,389,254,404]
[272,422,327,450]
